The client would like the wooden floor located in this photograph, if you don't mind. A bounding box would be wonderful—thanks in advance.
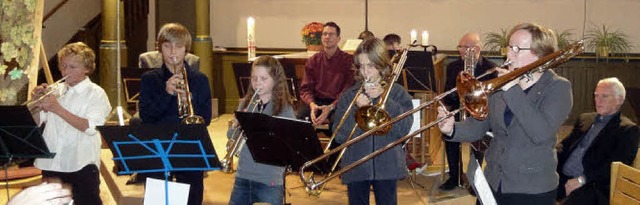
[99,114,477,205]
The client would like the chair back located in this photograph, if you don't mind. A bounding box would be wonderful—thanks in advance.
[611,161,640,204]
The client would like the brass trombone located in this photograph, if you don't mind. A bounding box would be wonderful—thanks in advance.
[299,41,584,194]
[301,49,408,196]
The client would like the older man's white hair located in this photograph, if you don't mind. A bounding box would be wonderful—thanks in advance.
[598,77,626,101]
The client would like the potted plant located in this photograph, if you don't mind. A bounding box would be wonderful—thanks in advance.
[301,22,324,52]
[483,28,510,56]
[585,24,632,58]
[555,29,574,49]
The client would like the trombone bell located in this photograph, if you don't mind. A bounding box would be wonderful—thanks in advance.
[456,71,489,120]
[355,105,391,135]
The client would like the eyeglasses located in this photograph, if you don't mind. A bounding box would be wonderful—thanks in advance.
[457,45,479,51]
[508,45,531,53]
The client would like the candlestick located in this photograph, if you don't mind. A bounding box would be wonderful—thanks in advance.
[410,30,417,45]
[247,17,256,60]
[421,30,429,46]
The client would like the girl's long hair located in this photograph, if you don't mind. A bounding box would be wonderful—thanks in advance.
[241,55,292,115]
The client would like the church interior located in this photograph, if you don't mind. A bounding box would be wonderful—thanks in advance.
[2,0,640,204]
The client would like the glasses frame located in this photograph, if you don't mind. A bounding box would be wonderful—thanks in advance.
[507,45,531,53]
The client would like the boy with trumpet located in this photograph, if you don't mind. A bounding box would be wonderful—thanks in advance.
[138,23,212,205]
[31,42,112,205]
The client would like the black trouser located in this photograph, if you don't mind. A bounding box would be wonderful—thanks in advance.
[146,171,204,205]
[493,186,557,205]
[444,141,462,184]
[42,164,102,205]
[298,98,339,171]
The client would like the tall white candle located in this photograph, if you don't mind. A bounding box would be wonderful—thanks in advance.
[422,30,429,46]
[247,17,256,60]
[410,30,417,45]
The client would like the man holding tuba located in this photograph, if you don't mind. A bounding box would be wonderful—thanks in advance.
[438,23,573,204]
[138,23,212,205]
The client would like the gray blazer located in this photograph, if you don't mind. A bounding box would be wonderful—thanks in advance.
[448,70,573,194]
[138,51,200,69]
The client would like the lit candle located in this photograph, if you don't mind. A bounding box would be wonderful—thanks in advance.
[247,17,256,60]
[422,30,429,46]
[410,30,417,45]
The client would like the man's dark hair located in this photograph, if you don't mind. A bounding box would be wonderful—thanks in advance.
[383,33,401,45]
[324,21,341,36]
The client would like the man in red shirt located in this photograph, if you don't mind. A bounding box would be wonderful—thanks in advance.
[299,21,355,126]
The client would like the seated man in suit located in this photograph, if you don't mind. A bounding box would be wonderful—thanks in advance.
[557,77,640,205]
[139,51,199,70]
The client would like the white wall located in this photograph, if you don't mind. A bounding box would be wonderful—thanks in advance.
[210,0,640,52]
[42,0,101,58]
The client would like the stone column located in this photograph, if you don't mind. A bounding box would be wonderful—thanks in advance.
[193,0,214,96]
[100,0,127,107]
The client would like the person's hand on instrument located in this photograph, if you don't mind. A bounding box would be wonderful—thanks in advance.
[437,106,454,136]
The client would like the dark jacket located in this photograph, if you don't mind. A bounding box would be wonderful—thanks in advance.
[139,63,212,125]
[556,112,639,203]
[333,82,413,183]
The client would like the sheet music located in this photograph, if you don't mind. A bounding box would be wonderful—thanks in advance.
[467,154,497,205]
[409,99,421,138]
[144,178,190,205]
[341,39,363,51]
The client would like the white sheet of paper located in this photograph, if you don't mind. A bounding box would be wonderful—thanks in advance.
[341,39,363,52]
[143,177,191,205]
[409,99,421,138]
[469,158,497,205]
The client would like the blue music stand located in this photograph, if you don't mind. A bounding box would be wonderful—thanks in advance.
[98,124,221,205]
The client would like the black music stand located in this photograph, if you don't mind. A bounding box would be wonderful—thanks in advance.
[235,111,326,204]
[121,67,153,113]
[0,106,54,165]
[98,124,221,205]
[401,50,437,94]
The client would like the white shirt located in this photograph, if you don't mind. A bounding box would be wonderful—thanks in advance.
[35,77,112,172]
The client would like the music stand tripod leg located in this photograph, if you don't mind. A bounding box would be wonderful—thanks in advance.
[283,166,291,205]
[2,156,13,201]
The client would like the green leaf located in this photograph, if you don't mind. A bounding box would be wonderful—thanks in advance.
[8,68,23,80]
